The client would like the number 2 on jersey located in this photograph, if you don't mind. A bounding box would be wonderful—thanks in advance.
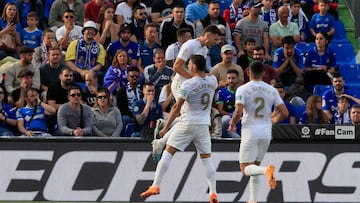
[201,93,210,110]
[254,97,265,118]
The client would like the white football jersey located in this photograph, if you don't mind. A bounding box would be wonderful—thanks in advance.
[235,80,284,139]
[178,75,217,125]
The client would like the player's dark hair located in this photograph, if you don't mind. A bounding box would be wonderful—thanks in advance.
[190,55,206,72]
[203,25,222,36]
[273,82,285,89]
[249,61,264,79]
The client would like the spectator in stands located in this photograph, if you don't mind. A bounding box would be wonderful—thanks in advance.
[223,0,245,33]
[299,95,330,124]
[151,0,183,25]
[244,45,277,84]
[40,47,66,96]
[48,0,84,30]
[12,69,37,108]
[116,66,143,136]
[56,10,83,51]
[20,12,42,50]
[165,28,193,67]
[269,6,300,49]
[313,0,338,20]
[33,29,58,68]
[259,0,278,27]
[132,82,162,137]
[94,5,119,49]
[0,85,17,136]
[16,0,44,29]
[211,44,244,89]
[84,0,114,23]
[106,23,140,69]
[158,73,176,119]
[237,37,255,70]
[333,96,351,124]
[130,5,151,44]
[144,48,174,102]
[272,82,296,124]
[233,0,272,61]
[5,46,40,102]
[322,72,359,121]
[309,0,335,42]
[216,69,240,137]
[115,0,147,24]
[288,0,309,42]
[272,35,304,87]
[0,3,22,60]
[207,24,228,68]
[65,21,106,82]
[57,85,92,136]
[195,1,231,45]
[159,3,195,50]
[139,23,161,71]
[185,0,209,23]
[83,70,101,107]
[17,87,56,137]
[104,49,131,94]
[350,104,360,125]
[92,88,123,137]
[304,32,335,91]
[46,67,77,134]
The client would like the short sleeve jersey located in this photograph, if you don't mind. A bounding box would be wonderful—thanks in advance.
[178,75,217,125]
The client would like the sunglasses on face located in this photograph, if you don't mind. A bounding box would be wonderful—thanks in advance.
[69,93,81,97]
[64,15,74,19]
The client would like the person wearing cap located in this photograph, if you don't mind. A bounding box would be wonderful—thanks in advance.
[159,3,195,50]
[48,0,84,29]
[56,9,83,51]
[233,0,272,61]
[65,20,106,83]
[12,69,38,108]
[210,44,244,90]
[106,23,140,68]
[5,46,40,104]
[84,0,114,23]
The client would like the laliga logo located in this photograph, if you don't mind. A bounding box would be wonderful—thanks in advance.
[301,126,311,138]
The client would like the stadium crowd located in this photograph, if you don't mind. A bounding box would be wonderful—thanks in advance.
[0,0,358,138]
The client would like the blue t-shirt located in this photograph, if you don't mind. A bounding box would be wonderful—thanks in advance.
[322,88,356,117]
[216,86,235,114]
[20,1,31,28]
[106,40,140,62]
[305,47,336,69]
[0,18,22,33]
[278,101,296,124]
[139,41,160,68]
[16,106,47,131]
[310,13,335,34]
[260,8,278,27]
[0,102,16,130]
[21,28,43,49]
[132,99,162,132]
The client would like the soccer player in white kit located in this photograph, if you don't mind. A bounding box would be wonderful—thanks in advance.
[151,25,222,160]
[140,55,219,203]
[229,61,288,203]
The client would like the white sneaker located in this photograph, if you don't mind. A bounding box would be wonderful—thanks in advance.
[152,139,164,163]
[153,118,165,139]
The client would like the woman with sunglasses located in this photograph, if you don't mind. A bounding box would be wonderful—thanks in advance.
[92,88,123,137]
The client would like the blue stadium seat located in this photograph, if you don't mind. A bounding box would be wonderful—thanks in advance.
[329,42,356,65]
[313,85,332,96]
[295,42,315,54]
[339,64,360,85]
[332,20,348,43]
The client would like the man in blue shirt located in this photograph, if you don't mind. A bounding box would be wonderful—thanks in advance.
[322,72,358,121]
[139,23,161,71]
[272,36,304,87]
[106,23,140,68]
[273,82,296,124]
[132,82,163,137]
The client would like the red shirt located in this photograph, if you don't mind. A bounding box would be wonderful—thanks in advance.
[84,0,114,22]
